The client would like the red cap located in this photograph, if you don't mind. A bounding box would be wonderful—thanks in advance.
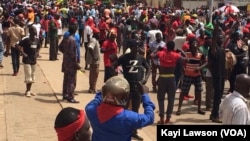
[189,19,196,24]
[182,42,190,51]
[186,33,196,41]
[70,18,77,24]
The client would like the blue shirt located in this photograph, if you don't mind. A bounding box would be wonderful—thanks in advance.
[64,31,81,62]
[85,92,155,141]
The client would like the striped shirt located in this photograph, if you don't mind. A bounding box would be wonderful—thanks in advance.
[184,51,203,77]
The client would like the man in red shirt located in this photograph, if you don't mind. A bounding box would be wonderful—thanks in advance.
[151,41,185,124]
[101,30,118,82]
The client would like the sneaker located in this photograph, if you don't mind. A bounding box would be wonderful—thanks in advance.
[132,134,143,141]
[25,91,31,97]
[66,98,80,103]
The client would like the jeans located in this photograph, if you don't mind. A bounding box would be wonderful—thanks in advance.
[157,77,176,118]
[129,89,141,113]
[104,66,117,82]
[127,82,142,135]
[151,62,158,88]
[211,77,224,118]
[11,47,20,73]
[0,41,4,62]
[174,60,183,87]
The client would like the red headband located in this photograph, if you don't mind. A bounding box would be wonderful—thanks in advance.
[55,110,85,141]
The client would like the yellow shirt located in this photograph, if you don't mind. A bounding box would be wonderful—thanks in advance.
[183,15,191,24]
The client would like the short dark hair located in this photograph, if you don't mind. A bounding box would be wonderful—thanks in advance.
[167,41,175,51]
[54,107,80,128]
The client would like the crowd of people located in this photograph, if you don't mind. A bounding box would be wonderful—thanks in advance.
[1,0,250,141]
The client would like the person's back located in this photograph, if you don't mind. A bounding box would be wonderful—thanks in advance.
[85,76,155,141]
[87,101,153,141]
[220,93,250,124]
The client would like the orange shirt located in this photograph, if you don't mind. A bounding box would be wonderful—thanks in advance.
[183,15,191,24]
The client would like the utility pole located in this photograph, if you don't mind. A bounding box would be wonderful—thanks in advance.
[208,0,213,23]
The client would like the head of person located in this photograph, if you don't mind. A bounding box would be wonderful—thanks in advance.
[29,26,37,39]
[102,76,130,107]
[167,41,175,51]
[68,22,78,35]
[217,33,224,46]
[155,33,162,43]
[92,28,100,40]
[108,29,117,42]
[54,107,91,141]
[231,31,241,42]
[175,28,184,36]
[235,74,250,97]
[128,39,139,55]
[204,36,212,48]
[189,38,198,52]
[131,31,140,40]
[12,18,20,26]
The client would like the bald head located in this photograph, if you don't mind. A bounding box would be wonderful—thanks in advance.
[235,74,250,97]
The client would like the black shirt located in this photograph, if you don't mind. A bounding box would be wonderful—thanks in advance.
[19,37,40,65]
[117,53,149,84]
[208,45,225,78]
[228,41,246,66]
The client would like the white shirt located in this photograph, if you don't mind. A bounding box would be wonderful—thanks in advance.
[32,23,41,38]
[149,41,166,65]
[83,25,93,43]
[57,19,63,36]
[173,36,186,50]
[219,91,250,125]
[148,30,162,43]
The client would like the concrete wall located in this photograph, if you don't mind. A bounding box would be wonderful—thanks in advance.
[182,1,220,10]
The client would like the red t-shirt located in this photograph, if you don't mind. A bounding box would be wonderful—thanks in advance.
[99,21,109,40]
[157,49,181,67]
[101,40,118,66]
[182,42,190,51]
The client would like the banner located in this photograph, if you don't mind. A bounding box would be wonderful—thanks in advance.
[157,125,250,140]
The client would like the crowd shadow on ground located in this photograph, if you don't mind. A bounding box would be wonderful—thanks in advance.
[4,92,60,104]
